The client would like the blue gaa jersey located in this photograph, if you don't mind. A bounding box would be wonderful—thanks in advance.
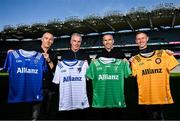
[53,60,89,111]
[3,49,47,103]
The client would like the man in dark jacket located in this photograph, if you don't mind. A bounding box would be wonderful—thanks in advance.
[96,34,125,59]
[57,33,90,120]
[35,32,58,120]
[61,33,89,61]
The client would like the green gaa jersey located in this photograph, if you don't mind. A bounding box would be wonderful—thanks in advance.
[86,57,131,108]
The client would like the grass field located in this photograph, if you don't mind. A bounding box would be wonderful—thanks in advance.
[0,72,8,76]
[170,73,180,77]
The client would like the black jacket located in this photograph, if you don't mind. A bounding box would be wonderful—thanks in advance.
[36,47,58,90]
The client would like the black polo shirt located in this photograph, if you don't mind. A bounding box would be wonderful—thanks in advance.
[131,46,153,56]
[61,49,89,61]
[96,47,125,59]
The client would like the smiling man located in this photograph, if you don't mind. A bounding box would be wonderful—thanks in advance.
[96,34,125,59]
[61,33,89,61]
[130,31,179,120]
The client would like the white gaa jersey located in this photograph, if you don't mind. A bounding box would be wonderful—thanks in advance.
[53,60,89,111]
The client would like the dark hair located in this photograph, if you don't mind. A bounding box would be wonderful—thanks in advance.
[102,34,114,40]
[102,33,113,37]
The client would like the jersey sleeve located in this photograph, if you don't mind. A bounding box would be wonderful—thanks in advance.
[85,60,95,80]
[123,60,132,78]
[41,53,48,73]
[52,64,61,84]
[165,51,180,71]
[43,60,48,72]
[130,57,138,77]
[83,60,89,71]
[3,51,13,72]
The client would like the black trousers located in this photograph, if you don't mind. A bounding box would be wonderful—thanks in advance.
[140,105,164,120]
[7,102,34,120]
[85,108,127,120]
[56,108,89,120]
[38,89,59,120]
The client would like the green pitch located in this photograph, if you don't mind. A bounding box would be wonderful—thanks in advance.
[170,73,180,77]
[0,72,8,76]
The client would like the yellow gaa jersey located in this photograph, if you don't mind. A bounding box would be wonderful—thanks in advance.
[131,50,179,105]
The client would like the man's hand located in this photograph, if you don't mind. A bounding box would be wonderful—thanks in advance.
[7,49,14,53]
[129,56,135,63]
[43,53,54,69]
[165,49,174,55]
[123,58,130,65]
[42,53,51,63]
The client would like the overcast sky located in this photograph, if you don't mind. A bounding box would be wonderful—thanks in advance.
[0,0,179,30]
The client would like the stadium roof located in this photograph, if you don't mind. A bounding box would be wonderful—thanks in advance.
[0,5,180,41]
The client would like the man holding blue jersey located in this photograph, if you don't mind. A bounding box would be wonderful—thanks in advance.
[36,32,58,120]
[5,32,58,120]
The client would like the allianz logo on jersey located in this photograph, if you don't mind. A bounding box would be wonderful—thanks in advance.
[63,76,82,82]
[98,74,119,80]
[142,68,162,75]
[17,67,38,74]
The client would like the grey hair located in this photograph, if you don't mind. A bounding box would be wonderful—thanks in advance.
[71,33,82,41]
